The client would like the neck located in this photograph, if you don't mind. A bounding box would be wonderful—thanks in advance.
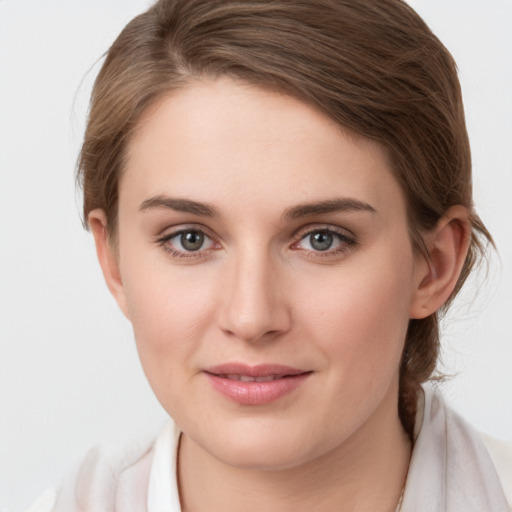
[178,387,411,512]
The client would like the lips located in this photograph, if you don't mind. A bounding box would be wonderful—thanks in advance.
[204,363,311,405]
[222,374,286,382]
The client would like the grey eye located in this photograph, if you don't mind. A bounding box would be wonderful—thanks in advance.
[180,231,205,251]
[309,231,334,251]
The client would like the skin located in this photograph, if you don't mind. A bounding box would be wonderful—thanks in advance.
[90,77,470,511]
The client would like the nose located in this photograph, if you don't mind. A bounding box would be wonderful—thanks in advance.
[217,248,291,343]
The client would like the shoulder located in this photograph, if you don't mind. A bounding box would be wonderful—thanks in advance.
[25,420,181,512]
[27,435,157,512]
[404,386,512,511]
[62,438,155,511]
[480,433,512,508]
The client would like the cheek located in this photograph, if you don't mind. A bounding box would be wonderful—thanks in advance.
[119,252,218,390]
[301,246,415,383]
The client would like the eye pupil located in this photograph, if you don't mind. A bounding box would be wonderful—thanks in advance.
[310,231,333,251]
[181,231,204,251]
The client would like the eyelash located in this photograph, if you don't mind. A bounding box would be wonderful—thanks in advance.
[155,226,218,260]
[155,225,358,261]
[292,226,358,259]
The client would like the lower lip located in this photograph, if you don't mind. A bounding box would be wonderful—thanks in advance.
[205,373,311,405]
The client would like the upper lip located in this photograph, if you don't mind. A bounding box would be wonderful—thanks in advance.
[205,363,309,378]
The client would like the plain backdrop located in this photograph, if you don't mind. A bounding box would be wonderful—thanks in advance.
[0,0,511,509]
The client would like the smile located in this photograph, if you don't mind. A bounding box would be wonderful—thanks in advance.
[221,374,289,382]
[204,364,312,405]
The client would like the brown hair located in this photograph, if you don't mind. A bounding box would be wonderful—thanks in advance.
[78,0,492,437]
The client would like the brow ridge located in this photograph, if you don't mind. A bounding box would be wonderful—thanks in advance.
[139,195,375,220]
[283,198,376,219]
[139,195,219,217]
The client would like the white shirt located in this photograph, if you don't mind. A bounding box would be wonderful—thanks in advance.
[28,387,512,512]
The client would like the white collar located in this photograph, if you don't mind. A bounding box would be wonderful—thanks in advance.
[146,387,510,512]
[401,386,509,511]
[147,421,182,512]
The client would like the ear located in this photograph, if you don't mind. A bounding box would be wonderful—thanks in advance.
[88,209,130,319]
[410,206,471,319]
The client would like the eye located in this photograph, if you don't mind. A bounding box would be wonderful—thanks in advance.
[178,230,207,251]
[156,227,219,258]
[292,227,357,257]
[302,231,337,251]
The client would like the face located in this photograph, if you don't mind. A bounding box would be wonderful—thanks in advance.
[99,78,426,470]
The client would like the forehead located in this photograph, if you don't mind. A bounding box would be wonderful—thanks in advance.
[121,77,405,222]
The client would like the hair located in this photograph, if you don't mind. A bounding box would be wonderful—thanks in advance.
[78,0,493,437]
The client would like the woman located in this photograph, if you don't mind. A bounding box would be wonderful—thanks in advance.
[32,0,511,510]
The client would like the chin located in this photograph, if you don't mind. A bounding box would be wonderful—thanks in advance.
[194,418,326,471]
[214,442,308,471]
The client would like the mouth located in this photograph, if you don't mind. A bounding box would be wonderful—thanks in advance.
[217,373,293,382]
[204,363,312,405]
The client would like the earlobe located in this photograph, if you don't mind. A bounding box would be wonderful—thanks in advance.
[410,206,471,319]
[88,210,130,319]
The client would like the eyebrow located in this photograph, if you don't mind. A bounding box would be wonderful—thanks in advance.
[139,195,376,219]
[283,198,376,220]
[139,195,219,217]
